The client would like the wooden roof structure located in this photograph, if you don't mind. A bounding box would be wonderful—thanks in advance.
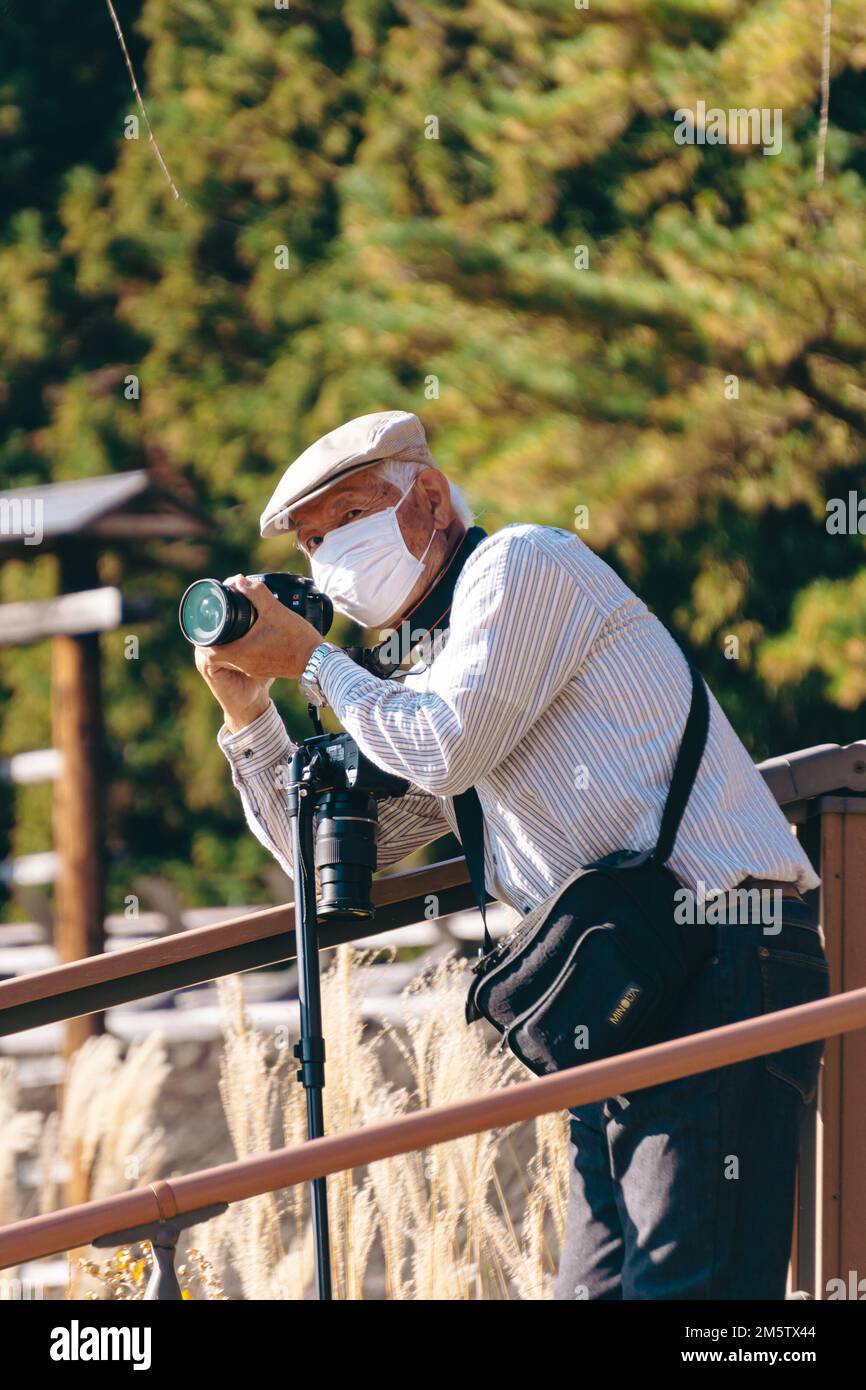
[0,470,209,551]
[0,469,210,1115]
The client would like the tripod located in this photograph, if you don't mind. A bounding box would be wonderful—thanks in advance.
[284,705,409,1299]
[286,715,333,1301]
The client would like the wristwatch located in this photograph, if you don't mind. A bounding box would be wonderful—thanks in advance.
[299,640,339,707]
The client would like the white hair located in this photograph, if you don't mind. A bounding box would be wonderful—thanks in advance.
[372,456,475,528]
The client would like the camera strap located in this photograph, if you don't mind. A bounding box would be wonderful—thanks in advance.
[453,658,710,958]
[652,661,710,866]
[350,525,489,678]
[453,784,495,954]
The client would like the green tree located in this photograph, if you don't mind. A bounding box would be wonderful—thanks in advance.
[1,0,865,905]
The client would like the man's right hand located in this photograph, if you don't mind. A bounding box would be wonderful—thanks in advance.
[194,644,274,734]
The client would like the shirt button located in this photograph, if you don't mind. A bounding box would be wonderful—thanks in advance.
[244,749,252,758]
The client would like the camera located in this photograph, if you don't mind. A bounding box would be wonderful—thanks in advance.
[294,733,408,920]
[179,572,333,646]
[181,572,406,919]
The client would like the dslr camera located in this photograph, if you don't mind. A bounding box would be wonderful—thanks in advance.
[180,572,407,920]
[179,572,333,648]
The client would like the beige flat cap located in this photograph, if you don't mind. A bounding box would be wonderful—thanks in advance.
[260,410,435,537]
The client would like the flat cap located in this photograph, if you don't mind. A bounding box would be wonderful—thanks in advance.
[260,410,435,537]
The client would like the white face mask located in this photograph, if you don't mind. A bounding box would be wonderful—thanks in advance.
[309,480,436,628]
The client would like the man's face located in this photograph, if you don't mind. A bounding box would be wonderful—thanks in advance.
[289,465,462,627]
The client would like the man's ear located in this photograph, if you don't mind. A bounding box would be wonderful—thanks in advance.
[416,468,454,528]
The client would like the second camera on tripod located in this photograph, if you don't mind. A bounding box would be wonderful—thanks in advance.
[294,733,409,921]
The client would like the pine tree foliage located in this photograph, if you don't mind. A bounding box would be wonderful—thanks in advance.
[1,1,864,901]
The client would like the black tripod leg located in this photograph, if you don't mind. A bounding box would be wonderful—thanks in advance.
[295,1035,332,1300]
[289,766,333,1301]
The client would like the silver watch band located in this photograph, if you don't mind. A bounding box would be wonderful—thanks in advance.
[299,641,338,707]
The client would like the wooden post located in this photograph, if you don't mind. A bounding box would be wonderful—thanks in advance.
[51,542,107,1210]
[797,801,866,1297]
[824,805,866,1292]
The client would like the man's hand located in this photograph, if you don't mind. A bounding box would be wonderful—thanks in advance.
[194,575,322,732]
[217,575,321,679]
[195,643,274,734]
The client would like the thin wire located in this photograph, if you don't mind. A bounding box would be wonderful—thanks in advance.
[104,0,187,205]
[816,0,832,187]
[104,0,251,235]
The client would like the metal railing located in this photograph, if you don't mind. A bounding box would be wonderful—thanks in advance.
[2,985,865,1275]
[0,857,477,1037]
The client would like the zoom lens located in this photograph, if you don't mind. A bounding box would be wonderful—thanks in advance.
[314,791,379,920]
[180,573,332,646]
[179,579,253,646]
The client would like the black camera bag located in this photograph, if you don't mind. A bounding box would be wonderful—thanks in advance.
[459,662,714,1078]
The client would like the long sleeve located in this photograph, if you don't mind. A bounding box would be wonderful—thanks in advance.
[217,700,451,877]
[313,529,605,797]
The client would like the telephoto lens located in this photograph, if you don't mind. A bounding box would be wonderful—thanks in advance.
[314,790,380,920]
[308,734,408,919]
[179,573,333,645]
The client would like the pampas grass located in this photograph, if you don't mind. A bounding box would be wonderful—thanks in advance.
[5,947,569,1299]
[195,947,570,1300]
[0,1061,42,1226]
[59,1033,170,1297]
[59,1033,170,1201]
[202,977,289,1299]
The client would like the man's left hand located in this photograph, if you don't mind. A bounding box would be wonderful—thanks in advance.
[209,575,322,680]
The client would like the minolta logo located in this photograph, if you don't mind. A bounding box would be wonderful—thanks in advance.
[50,1321,152,1370]
[608,984,642,1027]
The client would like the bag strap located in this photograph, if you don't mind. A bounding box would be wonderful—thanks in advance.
[652,661,710,866]
[452,785,494,955]
[454,659,709,955]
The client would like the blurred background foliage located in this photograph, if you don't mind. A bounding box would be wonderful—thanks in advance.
[1,0,865,908]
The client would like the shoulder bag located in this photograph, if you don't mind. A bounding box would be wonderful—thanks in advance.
[458,662,714,1078]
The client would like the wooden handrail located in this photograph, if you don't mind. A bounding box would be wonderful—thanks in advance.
[2,984,864,1270]
[2,739,862,1035]
[0,857,477,1036]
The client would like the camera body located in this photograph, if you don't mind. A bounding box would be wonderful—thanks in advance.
[179,572,333,646]
[298,733,408,920]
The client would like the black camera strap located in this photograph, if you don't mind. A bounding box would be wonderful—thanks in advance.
[350,525,488,678]
[453,658,710,956]
[452,784,496,954]
[652,661,710,866]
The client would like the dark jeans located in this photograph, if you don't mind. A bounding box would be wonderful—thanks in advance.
[554,898,830,1300]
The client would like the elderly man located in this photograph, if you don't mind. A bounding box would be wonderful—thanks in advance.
[196,409,827,1300]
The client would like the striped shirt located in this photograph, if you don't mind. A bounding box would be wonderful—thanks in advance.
[218,523,820,913]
